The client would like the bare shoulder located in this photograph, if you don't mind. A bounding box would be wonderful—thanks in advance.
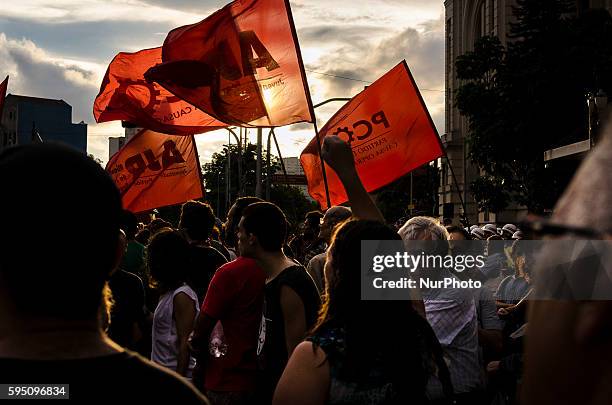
[273,341,330,405]
[292,341,328,366]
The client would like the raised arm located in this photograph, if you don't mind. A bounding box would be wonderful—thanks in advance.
[321,136,384,222]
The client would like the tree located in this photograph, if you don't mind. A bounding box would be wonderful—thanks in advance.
[373,164,439,225]
[201,142,316,228]
[88,153,104,166]
[455,1,612,213]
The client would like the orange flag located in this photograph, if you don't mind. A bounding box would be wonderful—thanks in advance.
[301,61,444,209]
[145,0,313,127]
[0,76,8,119]
[106,129,203,213]
[94,48,226,135]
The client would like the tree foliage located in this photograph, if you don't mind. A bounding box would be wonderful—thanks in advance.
[373,164,439,225]
[202,142,316,228]
[456,1,612,213]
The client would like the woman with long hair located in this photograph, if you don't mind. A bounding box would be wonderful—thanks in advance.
[274,220,452,404]
[148,229,200,379]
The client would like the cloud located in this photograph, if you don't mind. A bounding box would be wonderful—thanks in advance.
[0,17,180,64]
[0,33,125,160]
[1,0,201,25]
[302,14,445,132]
[289,122,313,132]
[140,0,227,13]
[0,1,446,162]
[0,33,102,121]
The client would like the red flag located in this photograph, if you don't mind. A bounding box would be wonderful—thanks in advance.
[0,76,8,119]
[301,61,444,209]
[94,48,226,135]
[145,0,313,127]
[106,129,204,213]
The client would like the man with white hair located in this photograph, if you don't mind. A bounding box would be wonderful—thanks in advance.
[399,217,482,404]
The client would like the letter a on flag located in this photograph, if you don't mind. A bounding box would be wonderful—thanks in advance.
[0,75,8,119]
[301,61,444,209]
[94,48,226,135]
[145,0,313,127]
[106,129,204,213]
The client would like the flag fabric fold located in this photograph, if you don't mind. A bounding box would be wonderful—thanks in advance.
[300,61,444,209]
[106,129,203,213]
[145,0,313,127]
[94,48,226,135]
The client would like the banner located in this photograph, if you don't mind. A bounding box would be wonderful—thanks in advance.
[94,48,226,135]
[301,61,444,209]
[145,0,313,127]
[106,129,204,212]
[0,76,8,119]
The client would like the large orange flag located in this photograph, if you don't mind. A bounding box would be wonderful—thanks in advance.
[145,0,313,127]
[301,61,444,209]
[0,76,8,119]
[94,48,227,135]
[106,129,203,213]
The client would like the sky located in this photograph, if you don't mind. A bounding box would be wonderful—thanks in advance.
[0,0,445,164]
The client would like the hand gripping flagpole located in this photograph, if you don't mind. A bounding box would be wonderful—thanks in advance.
[284,0,331,208]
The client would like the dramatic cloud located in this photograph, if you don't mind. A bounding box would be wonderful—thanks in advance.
[0,0,445,162]
[1,0,200,24]
[0,33,123,159]
[302,14,445,133]
[0,33,102,121]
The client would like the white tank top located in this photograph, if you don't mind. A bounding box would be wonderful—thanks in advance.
[151,283,199,378]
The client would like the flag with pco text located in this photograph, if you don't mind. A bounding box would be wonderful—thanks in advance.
[300,61,444,209]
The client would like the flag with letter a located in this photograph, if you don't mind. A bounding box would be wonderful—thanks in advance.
[301,61,444,209]
[145,0,313,127]
[94,48,226,135]
[106,129,203,212]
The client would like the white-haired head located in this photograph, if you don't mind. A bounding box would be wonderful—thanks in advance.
[398,216,449,256]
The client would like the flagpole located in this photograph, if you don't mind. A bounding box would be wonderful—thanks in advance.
[284,0,331,208]
[271,128,289,183]
[191,135,207,201]
[400,60,469,226]
[271,128,299,223]
[445,155,469,227]
[255,127,263,198]
[266,129,272,200]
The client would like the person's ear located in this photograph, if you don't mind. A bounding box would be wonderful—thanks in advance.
[248,233,256,246]
[110,230,128,277]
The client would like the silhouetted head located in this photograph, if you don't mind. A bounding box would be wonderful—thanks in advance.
[238,202,287,257]
[0,143,122,321]
[179,200,216,242]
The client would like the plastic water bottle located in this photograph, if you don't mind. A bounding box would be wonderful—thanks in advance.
[209,321,228,358]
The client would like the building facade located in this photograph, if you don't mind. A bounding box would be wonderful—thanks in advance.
[0,95,87,152]
[276,157,313,201]
[108,127,141,158]
[440,0,612,225]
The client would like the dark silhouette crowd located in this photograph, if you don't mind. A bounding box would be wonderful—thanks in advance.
[0,122,611,405]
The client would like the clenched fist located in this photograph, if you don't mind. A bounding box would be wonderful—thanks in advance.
[321,135,356,178]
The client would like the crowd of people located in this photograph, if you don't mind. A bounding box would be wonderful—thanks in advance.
[0,130,610,405]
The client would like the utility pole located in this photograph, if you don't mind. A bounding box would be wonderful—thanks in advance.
[255,127,263,198]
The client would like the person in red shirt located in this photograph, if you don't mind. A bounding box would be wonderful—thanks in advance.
[189,203,266,404]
